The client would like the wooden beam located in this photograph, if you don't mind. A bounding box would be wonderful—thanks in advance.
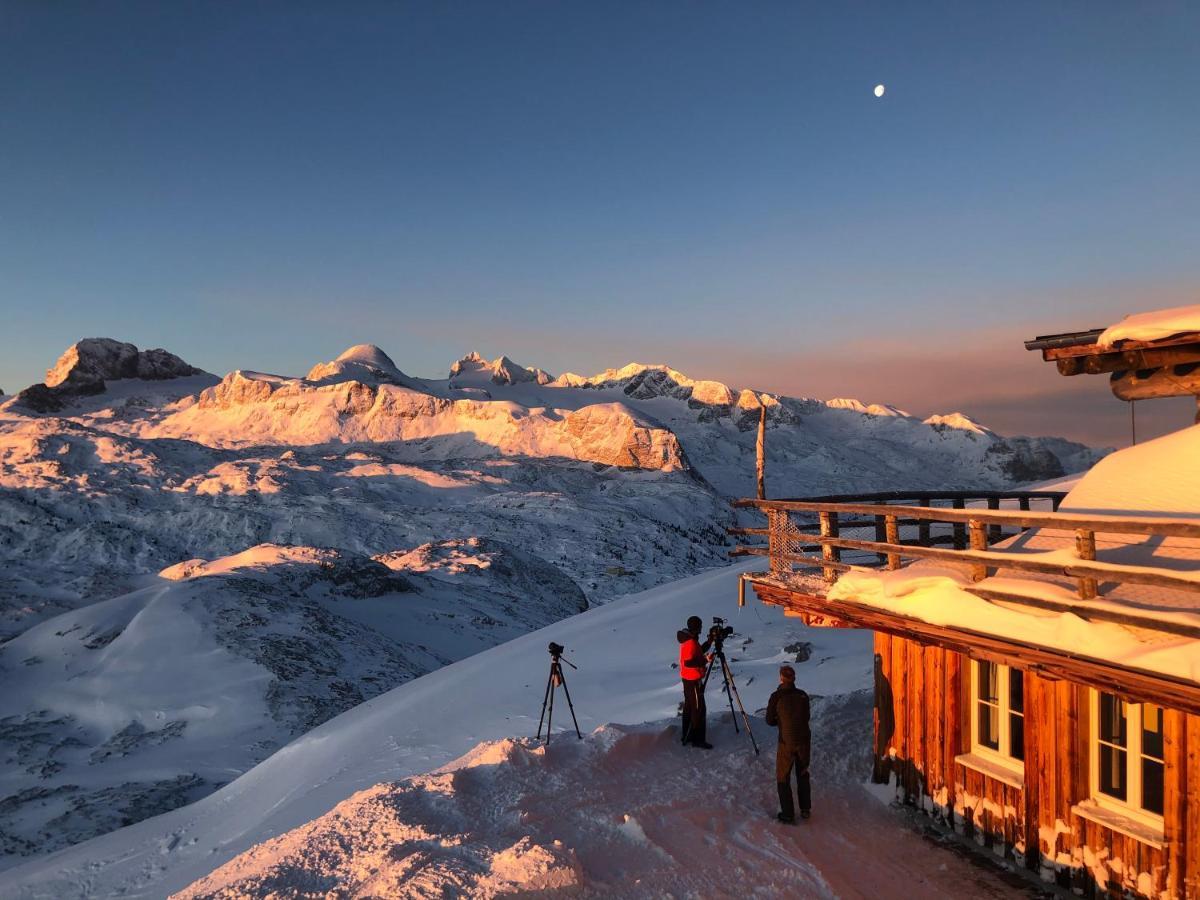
[731,499,1200,540]
[748,581,1200,715]
[1110,364,1200,401]
[1041,333,1200,361]
[964,586,1200,641]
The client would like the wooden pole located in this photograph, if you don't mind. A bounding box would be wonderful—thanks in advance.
[1075,528,1098,600]
[968,519,988,582]
[755,404,767,500]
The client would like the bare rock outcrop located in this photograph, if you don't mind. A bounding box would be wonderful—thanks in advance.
[16,339,202,413]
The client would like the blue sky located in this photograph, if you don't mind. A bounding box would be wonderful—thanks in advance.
[1,1,1197,445]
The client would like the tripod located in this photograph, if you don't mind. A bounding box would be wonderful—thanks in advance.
[703,642,760,755]
[536,646,582,744]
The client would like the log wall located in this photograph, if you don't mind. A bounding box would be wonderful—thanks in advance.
[873,632,1200,898]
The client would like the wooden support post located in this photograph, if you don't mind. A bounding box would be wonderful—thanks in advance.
[1018,496,1030,531]
[738,574,746,608]
[1075,528,1098,600]
[755,405,767,500]
[1052,494,1063,512]
[819,511,840,583]
[952,498,966,550]
[968,520,988,582]
[918,496,932,546]
[885,514,901,570]
[874,515,887,565]
[986,497,1002,543]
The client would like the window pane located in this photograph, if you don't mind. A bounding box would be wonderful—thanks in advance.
[1142,759,1164,815]
[1142,704,1164,760]
[1009,668,1024,713]
[978,702,999,751]
[977,661,998,703]
[1099,743,1127,801]
[1009,712,1025,761]
[1099,693,1127,747]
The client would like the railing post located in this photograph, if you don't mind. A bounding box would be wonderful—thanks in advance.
[968,519,988,582]
[918,496,931,546]
[1075,528,1098,600]
[987,497,1002,543]
[819,511,840,583]
[1019,495,1031,533]
[952,498,966,549]
[874,514,887,565]
[885,514,901,570]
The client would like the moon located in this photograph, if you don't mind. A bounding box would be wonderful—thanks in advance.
[874,84,886,98]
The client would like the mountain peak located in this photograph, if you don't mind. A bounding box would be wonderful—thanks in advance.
[15,338,202,412]
[449,352,553,386]
[306,345,410,386]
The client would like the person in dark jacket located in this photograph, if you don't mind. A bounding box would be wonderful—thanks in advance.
[765,664,811,823]
[677,615,714,749]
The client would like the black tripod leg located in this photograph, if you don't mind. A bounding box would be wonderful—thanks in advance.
[546,665,556,745]
[722,656,760,755]
[537,667,554,741]
[557,669,583,739]
[717,653,739,732]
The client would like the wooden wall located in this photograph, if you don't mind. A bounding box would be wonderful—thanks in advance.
[872,631,1200,898]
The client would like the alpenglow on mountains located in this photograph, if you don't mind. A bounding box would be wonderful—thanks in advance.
[0,338,1103,867]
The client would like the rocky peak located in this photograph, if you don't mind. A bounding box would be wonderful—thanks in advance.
[449,352,553,386]
[17,339,202,413]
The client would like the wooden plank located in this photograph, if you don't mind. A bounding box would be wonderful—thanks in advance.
[1023,670,1041,871]
[888,633,902,801]
[1186,715,1200,898]
[945,650,962,825]
[732,499,1200,539]
[910,639,926,802]
[925,646,943,812]
[748,583,1200,716]
[872,632,893,783]
[1164,708,1185,899]
[807,534,1200,595]
[918,497,932,546]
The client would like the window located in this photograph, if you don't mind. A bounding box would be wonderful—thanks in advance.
[971,660,1024,764]
[1092,691,1165,821]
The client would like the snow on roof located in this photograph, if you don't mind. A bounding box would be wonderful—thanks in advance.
[1097,303,1200,349]
[828,423,1200,686]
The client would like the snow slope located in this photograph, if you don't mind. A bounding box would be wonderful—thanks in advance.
[0,563,1031,900]
[0,541,587,863]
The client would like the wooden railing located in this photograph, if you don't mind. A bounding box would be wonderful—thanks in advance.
[730,491,1200,639]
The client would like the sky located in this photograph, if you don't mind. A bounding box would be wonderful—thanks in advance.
[1,1,1197,447]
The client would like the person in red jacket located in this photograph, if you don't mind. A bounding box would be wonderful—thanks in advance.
[677,615,714,749]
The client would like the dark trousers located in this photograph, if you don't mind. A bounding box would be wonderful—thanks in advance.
[776,743,811,819]
[681,678,706,745]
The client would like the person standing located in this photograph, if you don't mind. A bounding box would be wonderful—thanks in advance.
[766,664,811,823]
[677,615,713,749]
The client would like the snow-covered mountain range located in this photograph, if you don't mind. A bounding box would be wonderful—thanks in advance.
[0,337,1105,870]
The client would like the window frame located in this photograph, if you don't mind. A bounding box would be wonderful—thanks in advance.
[968,659,1025,775]
[1088,690,1166,832]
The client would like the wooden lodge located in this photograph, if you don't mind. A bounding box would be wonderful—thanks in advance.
[732,314,1200,897]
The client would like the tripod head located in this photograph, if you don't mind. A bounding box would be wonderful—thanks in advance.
[547,641,577,669]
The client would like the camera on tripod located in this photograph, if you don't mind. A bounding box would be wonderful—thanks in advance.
[708,616,734,645]
[548,641,565,657]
